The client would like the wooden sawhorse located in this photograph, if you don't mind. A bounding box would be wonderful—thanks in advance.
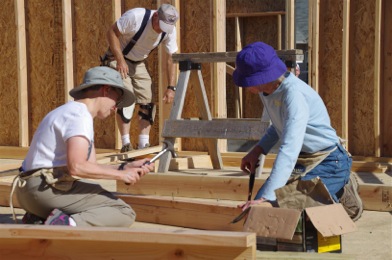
[157,51,303,173]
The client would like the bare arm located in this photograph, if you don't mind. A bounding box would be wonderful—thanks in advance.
[162,53,177,104]
[66,136,154,184]
[106,23,128,79]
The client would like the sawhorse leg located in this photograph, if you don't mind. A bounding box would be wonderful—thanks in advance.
[158,62,223,172]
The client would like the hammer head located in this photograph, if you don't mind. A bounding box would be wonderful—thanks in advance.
[162,140,177,158]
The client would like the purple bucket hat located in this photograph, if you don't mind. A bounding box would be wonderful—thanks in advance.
[233,42,287,87]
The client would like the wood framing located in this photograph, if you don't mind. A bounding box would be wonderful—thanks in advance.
[0,224,256,259]
[285,0,295,49]
[1,1,392,158]
[15,0,28,147]
[342,0,350,142]
[212,0,227,153]
[62,0,73,103]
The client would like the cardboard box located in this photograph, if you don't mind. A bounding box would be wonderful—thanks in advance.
[243,178,357,253]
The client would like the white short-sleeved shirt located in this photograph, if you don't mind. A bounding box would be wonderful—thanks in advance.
[22,101,94,171]
[117,8,178,61]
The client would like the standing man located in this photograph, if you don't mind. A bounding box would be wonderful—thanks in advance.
[233,42,363,221]
[104,4,179,151]
[14,66,154,226]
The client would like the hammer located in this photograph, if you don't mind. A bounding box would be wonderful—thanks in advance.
[143,140,177,165]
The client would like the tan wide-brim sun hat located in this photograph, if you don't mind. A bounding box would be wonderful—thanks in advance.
[69,66,135,108]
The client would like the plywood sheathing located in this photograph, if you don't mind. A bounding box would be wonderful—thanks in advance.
[0,1,19,146]
[73,0,116,148]
[318,0,344,139]
[349,0,377,156]
[226,0,285,120]
[382,1,392,156]
[25,1,65,142]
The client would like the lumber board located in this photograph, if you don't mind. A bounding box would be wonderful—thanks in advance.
[96,145,164,164]
[172,50,303,63]
[0,224,256,259]
[117,173,266,201]
[117,172,392,212]
[118,194,245,231]
[226,11,286,18]
[162,119,269,140]
[15,0,29,147]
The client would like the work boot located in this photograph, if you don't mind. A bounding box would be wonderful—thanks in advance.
[339,173,363,221]
[121,143,132,153]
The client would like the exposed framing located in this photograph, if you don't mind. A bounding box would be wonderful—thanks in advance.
[15,0,28,147]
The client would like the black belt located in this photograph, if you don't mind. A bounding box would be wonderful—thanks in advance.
[19,167,41,178]
[124,57,144,64]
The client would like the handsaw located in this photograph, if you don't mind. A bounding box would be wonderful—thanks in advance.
[230,170,256,224]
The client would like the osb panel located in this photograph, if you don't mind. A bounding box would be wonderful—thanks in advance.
[0,0,19,146]
[382,1,392,156]
[73,0,116,149]
[26,0,64,142]
[226,1,284,120]
[318,0,343,137]
[349,0,376,156]
[179,0,213,151]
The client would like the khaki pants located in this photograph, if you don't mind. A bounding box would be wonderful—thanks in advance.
[15,173,136,227]
[108,59,153,104]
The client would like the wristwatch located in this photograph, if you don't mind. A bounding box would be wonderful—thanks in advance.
[167,86,177,91]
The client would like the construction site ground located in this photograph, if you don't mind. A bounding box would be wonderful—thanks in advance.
[0,155,391,260]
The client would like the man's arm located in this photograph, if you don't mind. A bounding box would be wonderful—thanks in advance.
[106,23,129,79]
[162,53,177,104]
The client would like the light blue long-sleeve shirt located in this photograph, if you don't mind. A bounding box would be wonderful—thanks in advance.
[255,73,339,200]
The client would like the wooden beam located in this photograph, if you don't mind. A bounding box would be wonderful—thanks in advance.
[119,194,245,231]
[112,0,122,150]
[226,11,286,18]
[285,0,295,49]
[212,0,227,153]
[117,173,266,201]
[374,0,382,157]
[308,0,320,90]
[62,0,74,103]
[96,144,165,164]
[172,50,303,63]
[162,119,269,140]
[158,0,181,150]
[234,16,243,118]
[342,0,350,144]
[14,0,28,147]
[0,224,256,259]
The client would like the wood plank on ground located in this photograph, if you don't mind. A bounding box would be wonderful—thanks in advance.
[116,172,392,212]
[118,194,245,231]
[0,224,256,259]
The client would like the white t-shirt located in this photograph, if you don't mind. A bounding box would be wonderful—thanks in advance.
[22,101,94,171]
[117,8,178,61]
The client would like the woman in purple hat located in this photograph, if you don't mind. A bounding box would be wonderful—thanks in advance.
[233,42,362,221]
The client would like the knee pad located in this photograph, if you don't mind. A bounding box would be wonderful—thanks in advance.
[117,105,134,123]
[138,103,156,124]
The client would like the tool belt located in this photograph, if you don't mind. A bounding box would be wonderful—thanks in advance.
[18,166,77,192]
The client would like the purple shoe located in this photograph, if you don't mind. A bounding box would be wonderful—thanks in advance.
[44,208,70,226]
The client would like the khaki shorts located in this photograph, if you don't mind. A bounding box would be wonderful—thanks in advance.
[108,60,153,104]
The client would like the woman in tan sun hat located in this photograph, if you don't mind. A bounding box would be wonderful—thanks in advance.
[13,66,154,227]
